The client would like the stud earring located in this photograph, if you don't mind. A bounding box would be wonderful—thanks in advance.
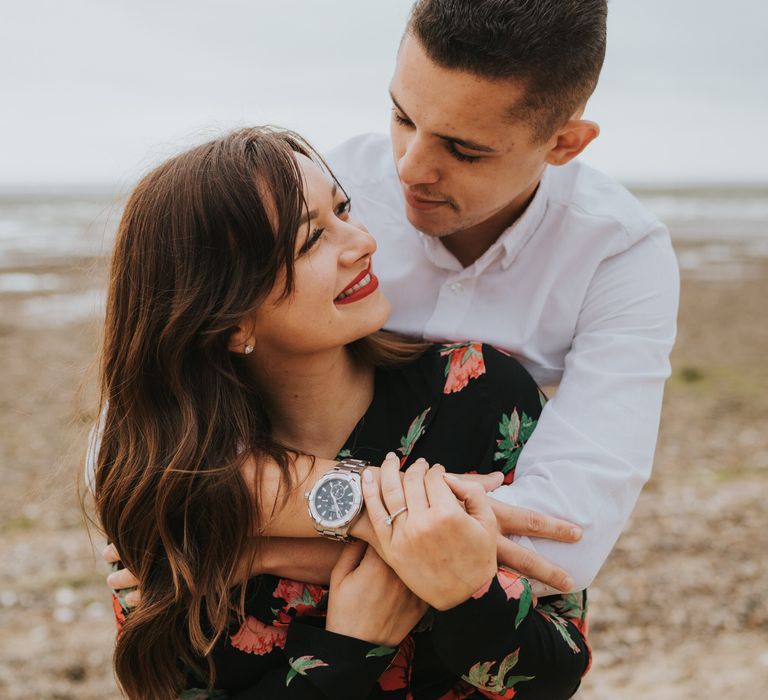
[244,344,254,355]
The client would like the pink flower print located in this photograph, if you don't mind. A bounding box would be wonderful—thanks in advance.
[497,569,531,603]
[441,343,486,394]
[273,578,326,617]
[471,578,494,600]
[230,615,287,655]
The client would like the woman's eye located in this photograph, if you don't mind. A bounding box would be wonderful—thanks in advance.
[335,198,352,218]
[299,227,325,255]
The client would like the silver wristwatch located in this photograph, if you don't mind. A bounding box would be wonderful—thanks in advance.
[305,458,369,542]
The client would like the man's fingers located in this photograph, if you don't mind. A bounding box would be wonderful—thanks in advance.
[101,543,120,564]
[106,567,139,590]
[496,534,574,592]
[455,472,504,492]
[330,540,367,583]
[489,500,582,543]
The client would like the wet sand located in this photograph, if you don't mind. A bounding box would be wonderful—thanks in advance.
[1,239,767,699]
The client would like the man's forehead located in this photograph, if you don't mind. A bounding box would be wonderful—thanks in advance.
[391,35,527,146]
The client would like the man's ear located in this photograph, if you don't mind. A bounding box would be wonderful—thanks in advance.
[545,118,600,167]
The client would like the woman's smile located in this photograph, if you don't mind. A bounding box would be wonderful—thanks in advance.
[335,263,380,305]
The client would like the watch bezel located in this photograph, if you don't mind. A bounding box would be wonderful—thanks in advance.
[307,471,364,529]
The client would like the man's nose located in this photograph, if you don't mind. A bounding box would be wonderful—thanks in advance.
[397,133,439,187]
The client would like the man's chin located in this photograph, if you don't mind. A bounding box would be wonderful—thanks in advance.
[404,208,459,239]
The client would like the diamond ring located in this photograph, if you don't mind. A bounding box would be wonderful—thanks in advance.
[384,506,408,526]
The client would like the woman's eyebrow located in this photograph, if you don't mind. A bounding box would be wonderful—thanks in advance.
[299,182,339,226]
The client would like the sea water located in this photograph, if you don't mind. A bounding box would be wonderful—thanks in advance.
[0,187,766,328]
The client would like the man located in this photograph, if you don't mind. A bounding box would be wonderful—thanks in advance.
[103,0,677,607]
[325,0,679,595]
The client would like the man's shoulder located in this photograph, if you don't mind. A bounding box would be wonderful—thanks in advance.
[326,133,393,188]
[547,161,665,246]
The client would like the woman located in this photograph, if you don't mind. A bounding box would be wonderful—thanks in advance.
[93,127,589,699]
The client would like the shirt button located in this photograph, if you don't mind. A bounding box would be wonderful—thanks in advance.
[449,281,463,293]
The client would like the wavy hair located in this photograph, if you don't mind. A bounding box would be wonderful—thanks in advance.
[94,127,425,699]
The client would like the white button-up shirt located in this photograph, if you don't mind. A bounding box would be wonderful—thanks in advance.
[328,133,680,592]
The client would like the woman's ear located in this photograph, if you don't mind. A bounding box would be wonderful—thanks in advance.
[228,324,255,355]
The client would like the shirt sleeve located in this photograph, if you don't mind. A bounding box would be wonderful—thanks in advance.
[490,225,679,591]
[431,571,589,699]
[227,620,397,700]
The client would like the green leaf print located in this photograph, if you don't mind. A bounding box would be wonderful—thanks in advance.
[552,591,587,621]
[286,656,329,686]
[398,407,431,459]
[461,649,534,693]
[514,578,533,629]
[494,409,538,475]
[538,607,582,654]
[366,645,397,658]
[336,448,352,459]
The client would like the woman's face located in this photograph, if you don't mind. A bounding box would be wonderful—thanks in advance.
[247,154,391,357]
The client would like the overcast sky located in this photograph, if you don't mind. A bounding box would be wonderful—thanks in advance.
[1,0,766,190]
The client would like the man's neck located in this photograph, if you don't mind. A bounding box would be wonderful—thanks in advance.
[247,346,374,460]
[441,178,541,268]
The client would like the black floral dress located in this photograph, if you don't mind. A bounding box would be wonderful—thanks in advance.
[114,343,591,699]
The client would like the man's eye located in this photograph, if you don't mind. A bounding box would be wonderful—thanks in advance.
[392,110,413,127]
[447,142,481,164]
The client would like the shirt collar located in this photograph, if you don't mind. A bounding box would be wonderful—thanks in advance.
[413,166,551,274]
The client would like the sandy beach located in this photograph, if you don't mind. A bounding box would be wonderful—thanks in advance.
[1,194,766,699]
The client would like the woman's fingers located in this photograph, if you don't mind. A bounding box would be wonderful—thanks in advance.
[443,473,496,529]
[402,458,430,512]
[379,452,407,519]
[361,463,394,545]
[455,471,505,492]
[423,464,463,513]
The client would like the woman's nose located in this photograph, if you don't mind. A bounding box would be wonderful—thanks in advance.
[339,217,377,267]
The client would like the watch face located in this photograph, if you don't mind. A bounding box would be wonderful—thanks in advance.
[313,477,356,523]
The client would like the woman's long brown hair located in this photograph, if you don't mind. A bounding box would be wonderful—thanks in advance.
[94,127,425,699]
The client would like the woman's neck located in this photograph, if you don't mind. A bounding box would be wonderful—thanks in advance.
[247,346,374,459]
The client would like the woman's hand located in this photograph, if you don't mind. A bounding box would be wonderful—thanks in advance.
[325,541,428,647]
[362,453,498,611]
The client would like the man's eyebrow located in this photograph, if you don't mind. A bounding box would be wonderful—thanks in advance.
[299,181,338,227]
[389,91,498,154]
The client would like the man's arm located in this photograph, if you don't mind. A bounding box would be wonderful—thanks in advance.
[490,224,680,592]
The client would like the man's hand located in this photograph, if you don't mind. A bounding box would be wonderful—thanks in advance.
[103,544,140,606]
[490,500,581,592]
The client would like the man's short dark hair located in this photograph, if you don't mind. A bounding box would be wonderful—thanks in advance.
[407,0,608,142]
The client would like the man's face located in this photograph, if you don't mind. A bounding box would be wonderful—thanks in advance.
[389,34,553,239]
